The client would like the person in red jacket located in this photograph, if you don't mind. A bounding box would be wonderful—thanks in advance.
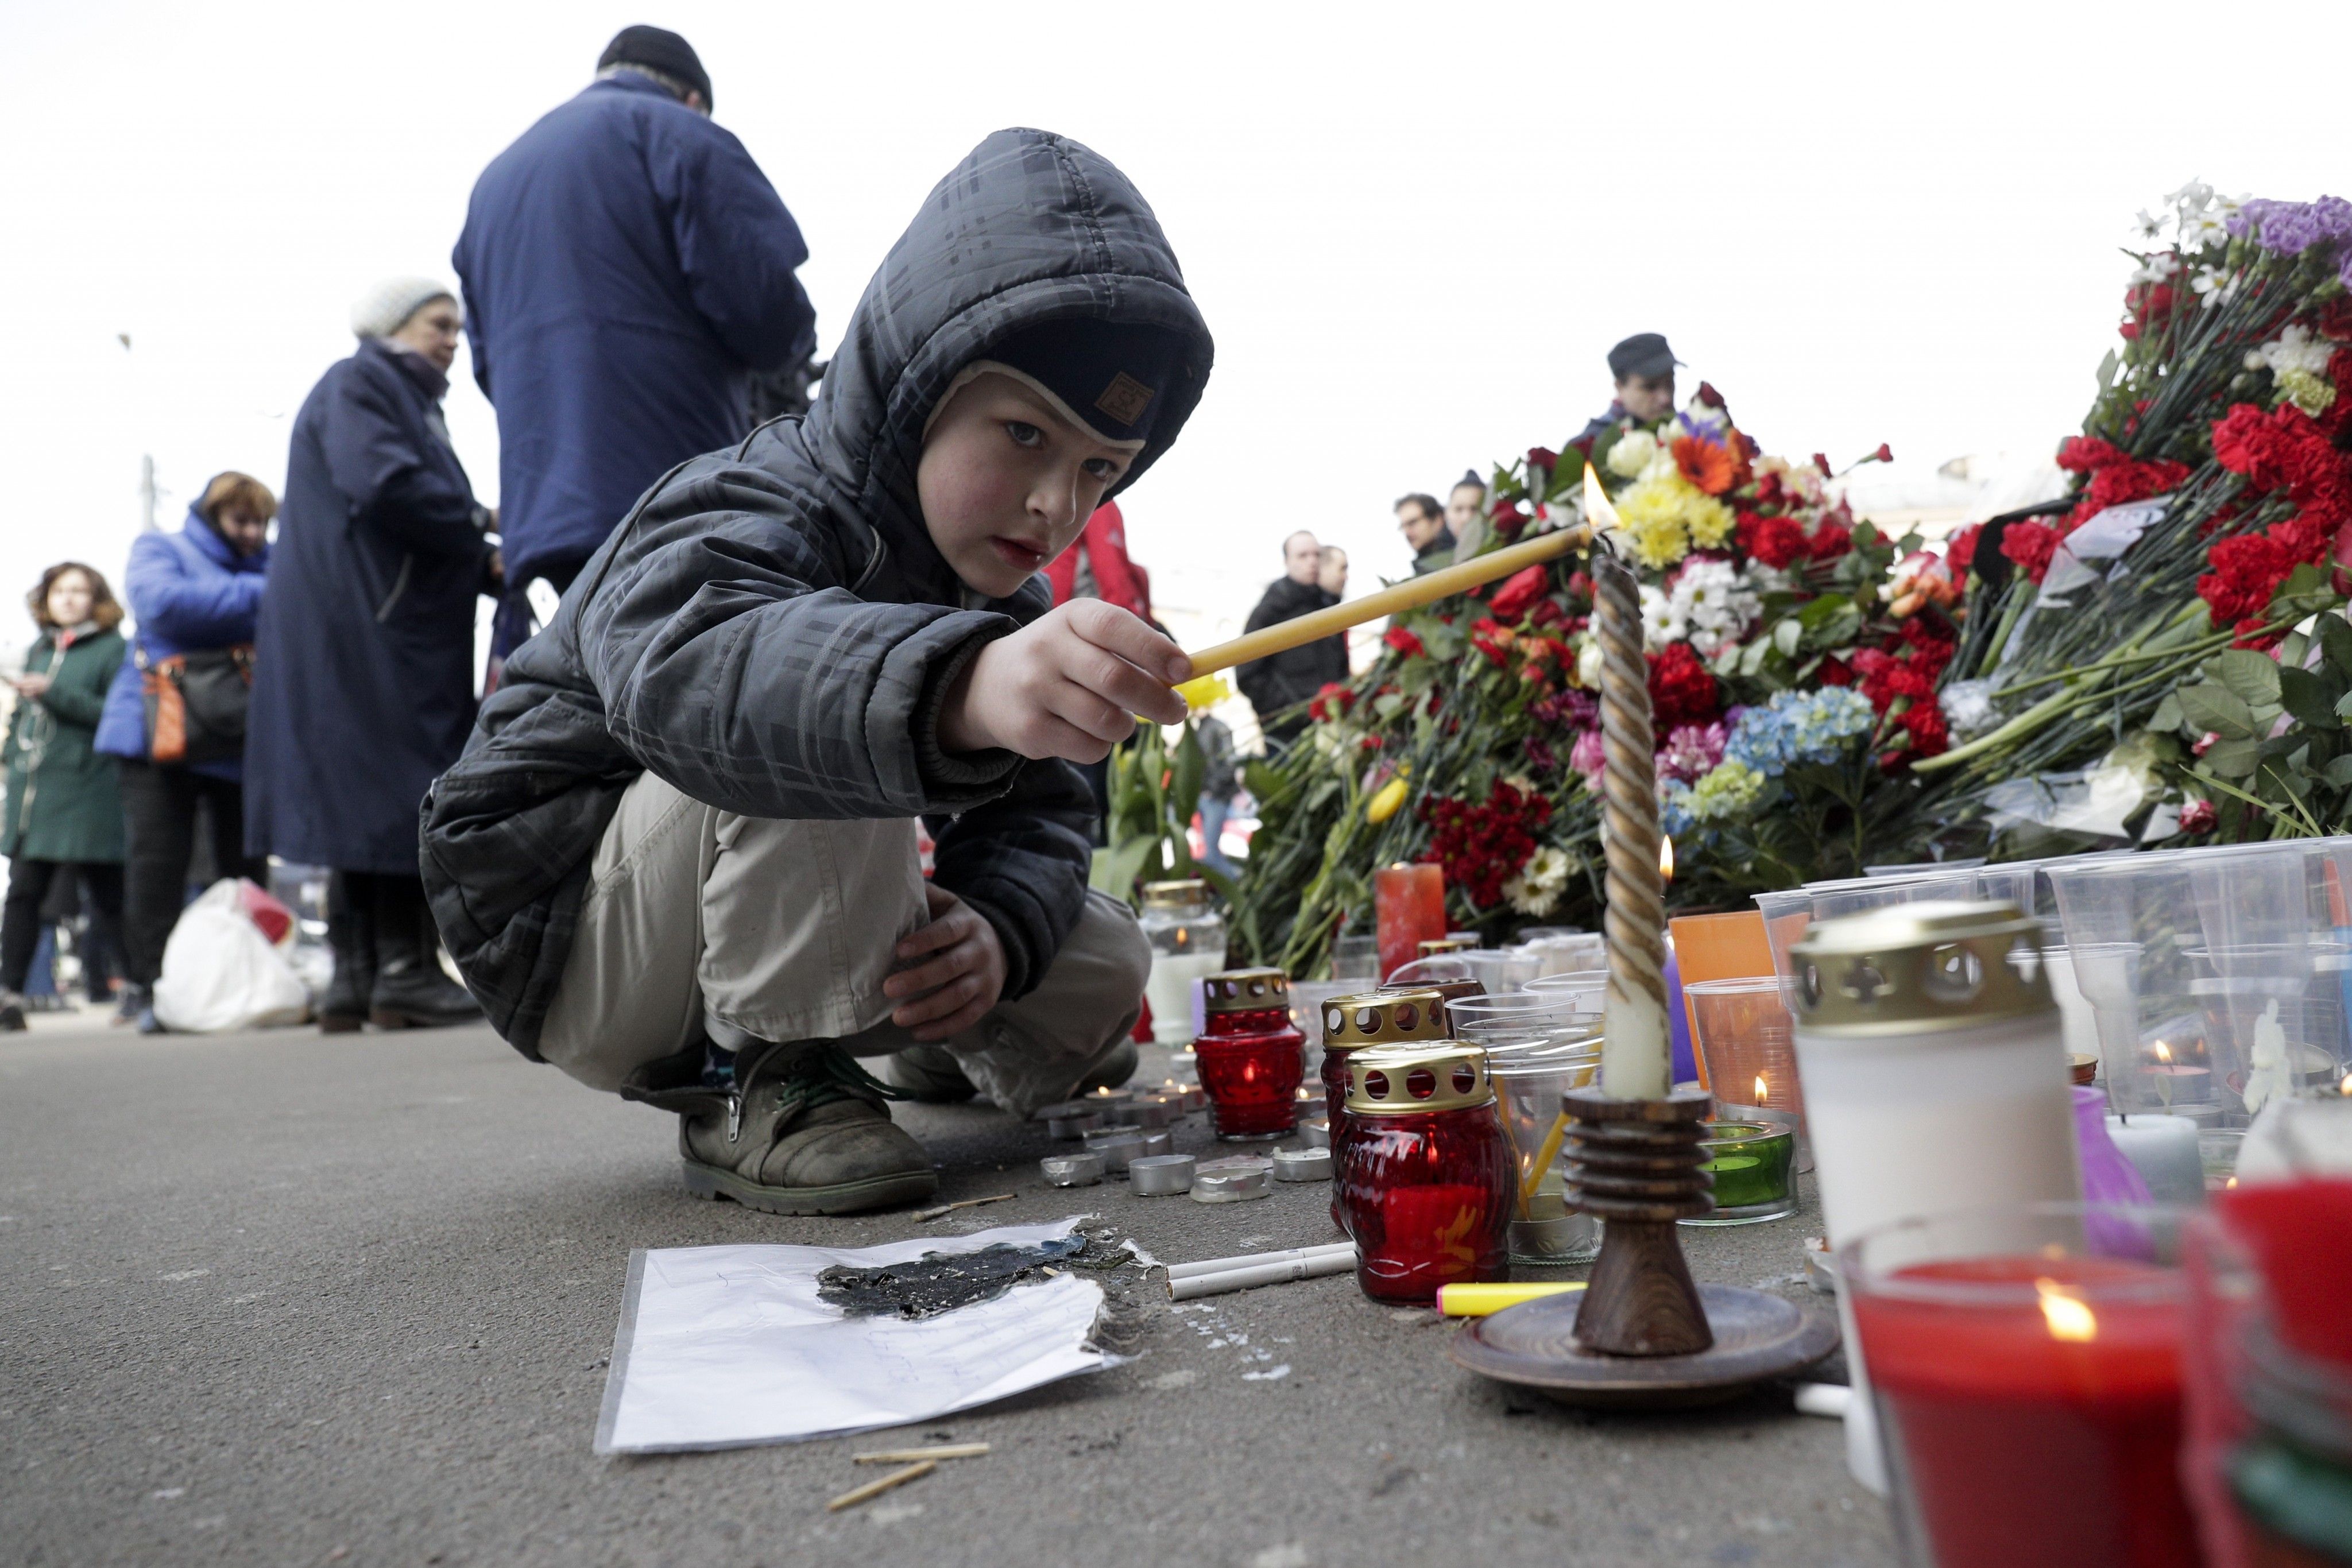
[1043,501,1152,621]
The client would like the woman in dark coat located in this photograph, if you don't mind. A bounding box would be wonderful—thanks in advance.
[246,279,497,1031]
[95,472,276,1028]
[1,563,129,1031]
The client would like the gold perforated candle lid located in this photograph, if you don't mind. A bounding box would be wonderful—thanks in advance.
[1203,967,1289,1013]
[1140,879,1210,909]
[1320,989,1449,1051]
[1789,899,2054,1037]
[1418,936,1477,957]
[1345,1042,1495,1115]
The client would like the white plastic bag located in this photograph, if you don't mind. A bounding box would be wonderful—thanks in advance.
[152,879,311,1033]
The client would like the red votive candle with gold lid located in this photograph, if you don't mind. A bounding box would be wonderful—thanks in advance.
[1194,968,1305,1141]
[1318,991,1448,1229]
[1336,1041,1513,1303]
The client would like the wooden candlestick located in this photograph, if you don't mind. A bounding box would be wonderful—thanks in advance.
[1565,1086,1715,1356]
[1572,465,1713,1358]
[1182,520,1592,678]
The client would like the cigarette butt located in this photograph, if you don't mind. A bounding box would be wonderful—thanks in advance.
[912,1193,1015,1222]
[1436,1281,1588,1317]
[1794,1383,1852,1419]
[852,1443,991,1464]
[827,1459,937,1511]
[1166,1242,1355,1281]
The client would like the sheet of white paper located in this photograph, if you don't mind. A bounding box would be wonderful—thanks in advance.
[594,1218,1107,1454]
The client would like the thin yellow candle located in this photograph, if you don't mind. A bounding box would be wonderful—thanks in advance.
[1182,520,1591,677]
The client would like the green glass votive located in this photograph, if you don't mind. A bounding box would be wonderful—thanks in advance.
[1680,1120,1797,1226]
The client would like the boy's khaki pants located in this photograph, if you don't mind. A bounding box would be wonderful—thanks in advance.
[536,772,1148,1118]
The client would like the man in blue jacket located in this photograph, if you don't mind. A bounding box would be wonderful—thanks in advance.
[452,25,818,665]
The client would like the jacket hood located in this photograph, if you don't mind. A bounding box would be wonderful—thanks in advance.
[804,128,1214,599]
[181,503,269,573]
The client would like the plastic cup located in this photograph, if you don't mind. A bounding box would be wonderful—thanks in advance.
[1330,933,1380,982]
[1843,1201,2194,1568]
[1685,975,1809,1172]
[1459,947,1542,996]
[2048,843,2319,1123]
[1669,911,1776,1091]
[1474,1032,1602,1264]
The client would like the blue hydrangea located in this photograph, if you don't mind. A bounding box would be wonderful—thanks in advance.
[1721,688,1877,779]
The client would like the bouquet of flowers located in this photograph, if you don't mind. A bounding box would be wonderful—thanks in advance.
[1231,386,1920,977]
[1913,184,2352,851]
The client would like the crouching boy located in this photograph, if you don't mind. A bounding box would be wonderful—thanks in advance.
[420,129,1213,1215]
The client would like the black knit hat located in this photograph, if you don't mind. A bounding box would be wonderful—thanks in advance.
[986,318,1186,445]
[598,25,713,109]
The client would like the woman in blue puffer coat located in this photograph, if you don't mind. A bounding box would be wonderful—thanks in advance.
[94,471,276,1027]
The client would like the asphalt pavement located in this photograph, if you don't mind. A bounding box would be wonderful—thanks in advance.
[0,1007,1897,1567]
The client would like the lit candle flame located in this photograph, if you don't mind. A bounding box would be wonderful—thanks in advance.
[1754,1074,1769,1105]
[2034,1277,2098,1344]
[1659,835,1675,883]
[2153,1040,2172,1065]
[2340,1073,2352,1097]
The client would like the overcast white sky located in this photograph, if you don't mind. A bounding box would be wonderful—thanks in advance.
[5,0,2347,651]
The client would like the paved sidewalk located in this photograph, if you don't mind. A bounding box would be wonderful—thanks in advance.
[0,1013,1895,1567]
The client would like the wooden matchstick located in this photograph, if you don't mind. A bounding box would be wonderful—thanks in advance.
[852,1443,992,1464]
[911,1193,1015,1222]
[826,1459,938,1512]
[1182,520,1593,678]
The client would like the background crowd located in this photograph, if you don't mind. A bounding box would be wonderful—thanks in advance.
[0,24,1635,1036]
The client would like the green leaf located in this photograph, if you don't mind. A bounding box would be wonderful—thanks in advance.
[2278,664,2343,730]
[1773,619,1803,657]
[2324,753,2352,788]
[1090,835,1157,899]
[2320,614,2352,677]
[2095,348,2119,394]
[2214,649,2282,708]
[2201,738,2266,778]
[2148,692,2184,734]
[2272,562,2338,617]
[2177,683,2261,741]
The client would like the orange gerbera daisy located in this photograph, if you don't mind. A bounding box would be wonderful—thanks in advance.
[1671,434,1739,496]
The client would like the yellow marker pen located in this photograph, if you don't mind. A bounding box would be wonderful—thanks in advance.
[1436,1281,1588,1317]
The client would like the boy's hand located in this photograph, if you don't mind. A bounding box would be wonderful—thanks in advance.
[883,884,1008,1041]
[937,600,1192,764]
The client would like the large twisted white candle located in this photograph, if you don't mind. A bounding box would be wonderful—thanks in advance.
[1584,467,1672,1100]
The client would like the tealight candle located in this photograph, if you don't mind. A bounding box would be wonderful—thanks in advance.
[2103,1113,2204,1206]
[1681,1121,1796,1225]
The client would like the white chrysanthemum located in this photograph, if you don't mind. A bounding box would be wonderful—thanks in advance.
[1575,638,1604,690]
[1504,846,1573,916]
[1639,584,1685,652]
[1668,559,1761,656]
[1606,429,1657,478]
[2252,324,2336,378]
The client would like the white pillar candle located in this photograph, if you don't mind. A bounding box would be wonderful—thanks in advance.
[1144,950,1225,1045]
[2103,1113,2205,1206]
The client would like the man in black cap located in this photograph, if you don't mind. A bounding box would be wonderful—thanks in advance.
[453,26,817,680]
[1573,332,1685,448]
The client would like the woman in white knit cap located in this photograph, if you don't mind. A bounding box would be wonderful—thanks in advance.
[245,279,500,1032]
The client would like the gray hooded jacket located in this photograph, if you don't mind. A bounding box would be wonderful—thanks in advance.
[420,129,1214,1059]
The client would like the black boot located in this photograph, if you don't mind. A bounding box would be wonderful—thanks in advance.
[319,876,374,1034]
[366,877,481,1030]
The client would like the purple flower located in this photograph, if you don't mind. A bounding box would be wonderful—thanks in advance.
[1569,727,1606,788]
[1658,721,1730,783]
[1525,735,1558,775]
[2233,195,2352,257]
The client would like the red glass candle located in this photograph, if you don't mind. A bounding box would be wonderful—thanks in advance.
[1336,1043,1512,1303]
[1194,968,1305,1141]
[1316,991,1449,1232]
[1374,864,1446,986]
[1851,1248,2192,1568]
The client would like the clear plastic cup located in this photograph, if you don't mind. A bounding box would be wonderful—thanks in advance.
[2048,844,2319,1124]
[1459,947,1543,995]
[1472,1031,1602,1264]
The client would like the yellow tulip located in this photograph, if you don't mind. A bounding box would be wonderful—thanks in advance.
[1176,673,1234,710]
[1367,775,1409,824]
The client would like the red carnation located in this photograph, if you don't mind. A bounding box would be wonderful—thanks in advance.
[1946,523,1982,575]
[1528,596,1566,629]
[1526,447,1559,472]
[1808,520,1854,563]
[1872,443,1894,464]
[1487,565,1551,624]
[2179,799,2218,834]
[1647,642,1720,730]
[2198,533,2296,628]
[1307,682,1355,723]
[1811,452,1834,477]
[1739,512,1812,570]
[2057,436,2130,473]
[2001,521,2063,584]
[1694,381,1727,409]
[1383,625,1426,659]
